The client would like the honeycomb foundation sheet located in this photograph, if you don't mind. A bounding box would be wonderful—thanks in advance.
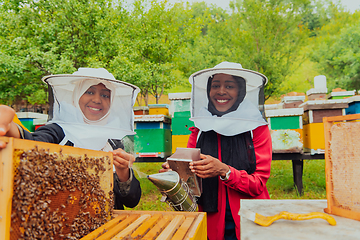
[329,122,360,213]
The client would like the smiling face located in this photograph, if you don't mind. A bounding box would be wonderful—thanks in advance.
[79,83,111,121]
[209,74,240,113]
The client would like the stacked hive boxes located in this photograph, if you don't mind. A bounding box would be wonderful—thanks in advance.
[266,108,304,153]
[300,99,348,154]
[16,112,48,132]
[134,114,172,160]
[168,93,194,153]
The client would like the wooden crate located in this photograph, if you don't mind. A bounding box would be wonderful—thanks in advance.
[0,136,113,240]
[80,210,207,240]
[323,114,360,221]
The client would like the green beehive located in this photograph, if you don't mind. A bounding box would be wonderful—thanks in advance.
[134,115,172,159]
[171,115,194,136]
[265,108,304,153]
[168,92,191,117]
[266,108,303,130]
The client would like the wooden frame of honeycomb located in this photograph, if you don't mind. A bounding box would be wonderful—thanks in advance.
[323,113,360,221]
[0,136,113,240]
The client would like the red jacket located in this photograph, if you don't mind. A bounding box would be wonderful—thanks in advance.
[187,125,272,240]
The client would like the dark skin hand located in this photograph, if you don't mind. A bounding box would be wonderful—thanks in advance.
[160,154,230,179]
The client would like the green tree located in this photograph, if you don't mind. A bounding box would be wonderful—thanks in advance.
[227,0,311,99]
[0,0,127,105]
[310,11,360,91]
[173,1,232,87]
[110,0,202,105]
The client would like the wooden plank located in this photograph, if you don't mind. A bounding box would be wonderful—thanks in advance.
[325,205,360,221]
[112,214,151,239]
[324,113,360,122]
[323,116,333,214]
[142,214,173,240]
[130,213,163,239]
[155,215,185,240]
[80,215,127,240]
[94,214,139,240]
[0,138,14,240]
[302,103,348,111]
[171,216,195,239]
[186,213,207,240]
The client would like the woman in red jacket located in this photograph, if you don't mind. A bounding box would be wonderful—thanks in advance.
[180,62,272,240]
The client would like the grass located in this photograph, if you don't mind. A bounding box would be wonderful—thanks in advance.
[126,159,326,211]
[268,160,326,199]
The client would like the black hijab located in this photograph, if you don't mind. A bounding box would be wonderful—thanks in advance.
[197,74,256,212]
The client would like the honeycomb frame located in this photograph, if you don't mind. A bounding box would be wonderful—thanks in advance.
[323,113,360,221]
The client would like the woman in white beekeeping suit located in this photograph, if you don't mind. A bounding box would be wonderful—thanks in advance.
[0,68,141,210]
[161,62,272,240]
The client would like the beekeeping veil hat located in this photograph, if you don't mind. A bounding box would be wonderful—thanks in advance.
[189,61,268,136]
[42,68,140,150]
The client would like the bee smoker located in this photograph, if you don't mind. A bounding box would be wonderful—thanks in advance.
[147,171,198,212]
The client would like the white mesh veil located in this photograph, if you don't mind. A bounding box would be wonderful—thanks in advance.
[42,68,140,150]
[189,62,268,136]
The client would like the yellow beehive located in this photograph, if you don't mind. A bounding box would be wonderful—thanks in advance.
[323,114,360,221]
[171,135,190,153]
[80,210,207,240]
[0,136,113,240]
[148,104,169,116]
[302,123,325,153]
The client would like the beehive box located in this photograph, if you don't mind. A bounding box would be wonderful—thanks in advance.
[168,92,191,118]
[171,114,194,136]
[281,95,305,109]
[148,104,169,116]
[171,135,190,153]
[323,114,360,221]
[0,136,113,240]
[328,90,355,99]
[80,210,207,240]
[300,99,348,154]
[266,108,303,153]
[134,115,172,158]
[133,106,149,115]
[345,96,360,115]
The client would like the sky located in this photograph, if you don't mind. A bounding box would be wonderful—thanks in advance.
[166,0,360,13]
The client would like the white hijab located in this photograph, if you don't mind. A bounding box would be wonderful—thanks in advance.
[72,78,116,125]
[189,62,268,136]
[43,68,140,150]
